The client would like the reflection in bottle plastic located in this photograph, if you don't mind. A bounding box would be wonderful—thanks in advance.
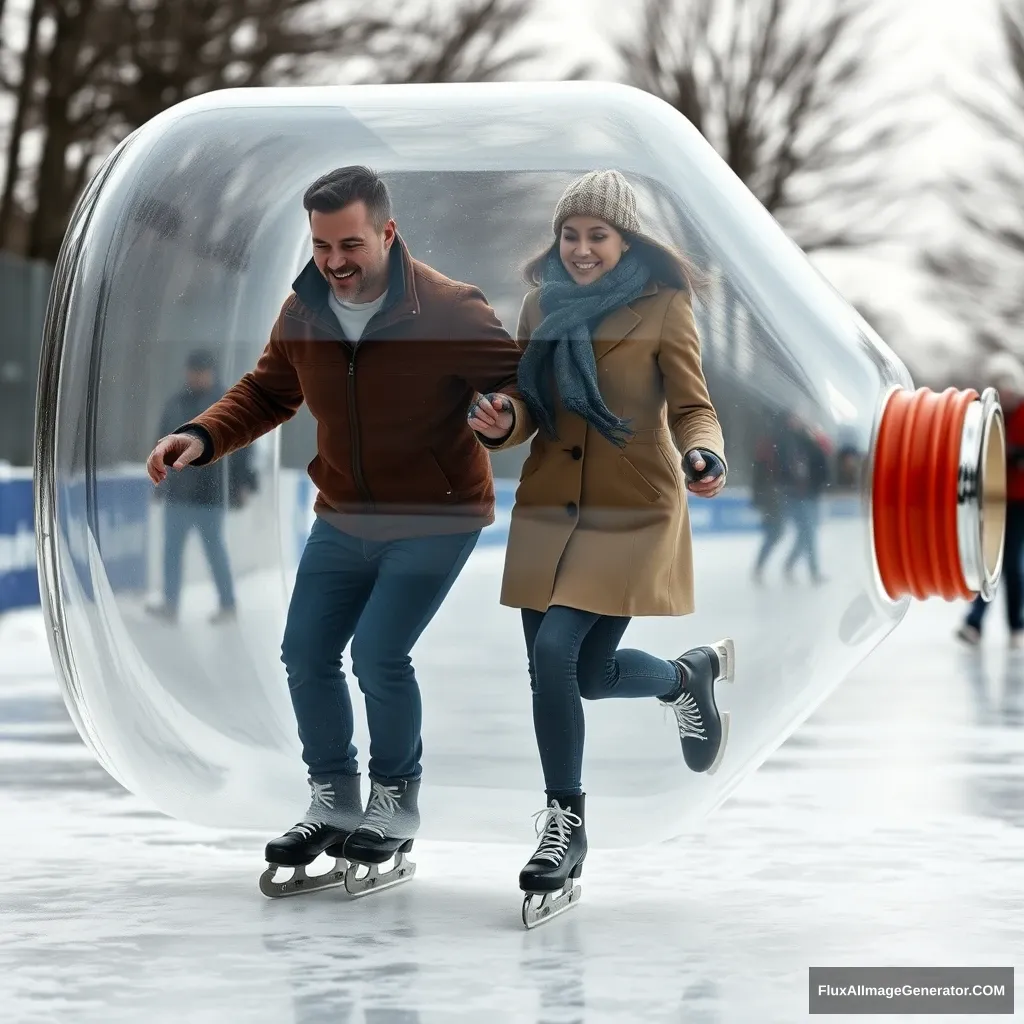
[33,82,1006,847]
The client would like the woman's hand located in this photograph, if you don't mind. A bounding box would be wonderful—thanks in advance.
[684,449,726,498]
[468,393,514,440]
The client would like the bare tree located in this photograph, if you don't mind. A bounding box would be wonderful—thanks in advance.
[20,0,130,262]
[615,0,906,254]
[0,0,44,248]
[361,0,545,84]
[0,0,543,262]
[920,1,1024,358]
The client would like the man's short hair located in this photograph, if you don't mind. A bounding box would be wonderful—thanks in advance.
[186,349,216,372]
[302,166,392,230]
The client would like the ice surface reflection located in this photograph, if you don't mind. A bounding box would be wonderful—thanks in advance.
[2,592,1022,1023]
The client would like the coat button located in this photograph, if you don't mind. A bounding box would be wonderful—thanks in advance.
[566,501,578,516]
[571,446,582,460]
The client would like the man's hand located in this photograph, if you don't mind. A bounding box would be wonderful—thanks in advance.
[684,449,726,498]
[468,393,514,440]
[147,433,205,485]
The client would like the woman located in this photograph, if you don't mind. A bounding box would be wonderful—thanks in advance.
[468,169,733,913]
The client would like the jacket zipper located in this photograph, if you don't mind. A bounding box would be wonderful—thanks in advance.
[346,347,374,506]
[308,306,417,509]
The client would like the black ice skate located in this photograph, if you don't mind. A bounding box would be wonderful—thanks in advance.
[336,777,420,897]
[519,793,587,929]
[259,773,364,898]
[661,637,735,774]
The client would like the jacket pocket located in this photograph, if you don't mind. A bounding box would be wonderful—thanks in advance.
[519,453,542,481]
[657,439,684,479]
[618,455,662,503]
[428,450,457,502]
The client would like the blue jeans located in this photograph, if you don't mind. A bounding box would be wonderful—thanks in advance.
[163,501,235,611]
[521,606,681,795]
[754,500,785,571]
[282,517,480,782]
[783,495,822,580]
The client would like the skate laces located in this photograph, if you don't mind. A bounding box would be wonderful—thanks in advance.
[530,802,582,865]
[286,821,323,839]
[310,779,335,809]
[360,781,402,838]
[662,689,706,741]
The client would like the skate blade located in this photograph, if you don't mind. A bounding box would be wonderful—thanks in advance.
[259,858,349,899]
[710,637,736,683]
[343,851,416,898]
[706,709,730,776]
[522,880,581,929]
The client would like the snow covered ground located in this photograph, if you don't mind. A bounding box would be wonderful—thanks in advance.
[1,541,1023,1023]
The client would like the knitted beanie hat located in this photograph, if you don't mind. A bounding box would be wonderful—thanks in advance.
[551,169,641,236]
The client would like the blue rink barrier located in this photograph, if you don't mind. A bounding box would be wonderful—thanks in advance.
[294,476,861,557]
[0,468,36,612]
[483,479,861,546]
[3,466,859,614]
[0,466,150,614]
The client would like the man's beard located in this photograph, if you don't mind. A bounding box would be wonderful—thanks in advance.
[328,263,385,300]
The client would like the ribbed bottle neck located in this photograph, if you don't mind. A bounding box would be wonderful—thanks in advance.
[872,386,1005,602]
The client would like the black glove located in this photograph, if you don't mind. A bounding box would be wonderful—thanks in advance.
[683,448,725,483]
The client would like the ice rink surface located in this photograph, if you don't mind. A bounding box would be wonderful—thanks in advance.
[2,536,1023,1023]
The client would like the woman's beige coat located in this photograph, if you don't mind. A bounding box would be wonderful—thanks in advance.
[487,280,726,617]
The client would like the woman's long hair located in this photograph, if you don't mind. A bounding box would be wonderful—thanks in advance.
[521,229,709,300]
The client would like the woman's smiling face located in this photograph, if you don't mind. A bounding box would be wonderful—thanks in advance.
[559,216,628,285]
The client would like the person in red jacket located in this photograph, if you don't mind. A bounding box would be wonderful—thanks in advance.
[957,351,1024,648]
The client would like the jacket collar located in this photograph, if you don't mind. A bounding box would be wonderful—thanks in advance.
[593,279,661,360]
[288,233,421,338]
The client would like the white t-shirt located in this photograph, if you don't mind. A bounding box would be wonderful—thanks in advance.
[327,288,388,342]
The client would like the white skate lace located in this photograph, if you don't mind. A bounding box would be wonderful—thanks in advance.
[286,821,324,839]
[310,779,335,809]
[663,690,706,741]
[530,802,583,865]
[359,781,401,838]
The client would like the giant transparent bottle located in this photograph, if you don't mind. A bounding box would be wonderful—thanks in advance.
[34,81,1005,847]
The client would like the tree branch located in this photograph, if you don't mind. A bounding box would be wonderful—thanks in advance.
[615,0,906,253]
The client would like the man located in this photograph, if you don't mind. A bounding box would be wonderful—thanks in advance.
[777,413,829,585]
[751,411,829,585]
[148,348,257,624]
[145,166,530,891]
[750,408,787,584]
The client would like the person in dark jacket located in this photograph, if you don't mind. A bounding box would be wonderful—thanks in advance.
[148,349,256,625]
[778,413,829,584]
[751,408,788,583]
[751,411,829,584]
[144,166,529,894]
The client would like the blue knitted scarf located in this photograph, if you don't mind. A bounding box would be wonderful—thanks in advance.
[518,248,650,448]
